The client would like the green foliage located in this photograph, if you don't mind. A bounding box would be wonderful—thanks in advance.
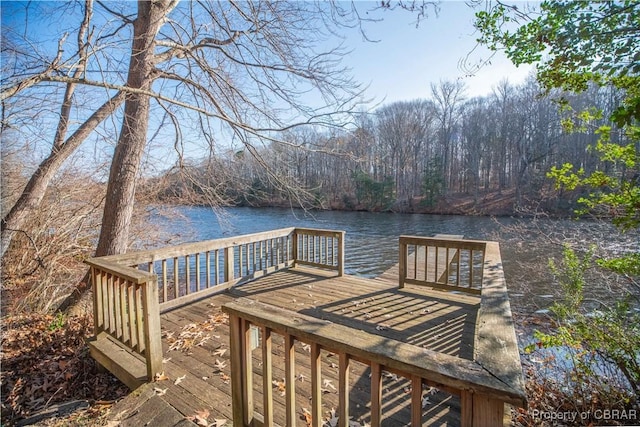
[352,170,394,210]
[547,138,639,230]
[526,246,640,398]
[476,1,640,232]
[597,253,640,277]
[548,244,593,319]
[48,312,67,331]
[422,157,444,206]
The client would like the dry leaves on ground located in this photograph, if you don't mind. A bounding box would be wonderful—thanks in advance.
[1,314,128,426]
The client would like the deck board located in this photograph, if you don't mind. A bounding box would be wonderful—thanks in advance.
[107,266,479,426]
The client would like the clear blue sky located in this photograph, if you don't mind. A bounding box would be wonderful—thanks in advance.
[342,1,534,103]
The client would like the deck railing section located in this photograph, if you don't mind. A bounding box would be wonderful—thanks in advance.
[293,228,345,276]
[399,236,487,295]
[223,298,526,427]
[85,227,344,382]
[88,259,162,381]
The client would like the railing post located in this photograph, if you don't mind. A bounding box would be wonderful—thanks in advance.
[224,246,235,283]
[229,313,245,426]
[337,231,345,277]
[399,238,407,288]
[292,229,298,268]
[141,277,163,380]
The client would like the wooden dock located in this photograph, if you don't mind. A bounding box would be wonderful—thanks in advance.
[87,228,525,426]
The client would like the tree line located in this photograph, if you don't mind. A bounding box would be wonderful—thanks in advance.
[154,77,630,214]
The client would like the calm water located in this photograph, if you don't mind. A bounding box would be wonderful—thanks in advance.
[149,206,638,314]
[151,206,513,277]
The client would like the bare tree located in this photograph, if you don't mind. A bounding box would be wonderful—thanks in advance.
[1,1,126,259]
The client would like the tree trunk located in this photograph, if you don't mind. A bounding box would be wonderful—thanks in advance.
[95,0,170,257]
[62,1,174,315]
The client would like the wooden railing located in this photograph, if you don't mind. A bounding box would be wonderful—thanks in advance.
[223,235,526,426]
[88,259,162,382]
[85,227,344,383]
[223,298,526,427]
[292,227,344,276]
[399,236,487,295]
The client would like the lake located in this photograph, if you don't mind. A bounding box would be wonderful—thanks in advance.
[149,206,637,315]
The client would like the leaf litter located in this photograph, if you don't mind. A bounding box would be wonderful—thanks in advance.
[1,314,129,426]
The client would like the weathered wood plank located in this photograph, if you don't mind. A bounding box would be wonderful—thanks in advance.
[474,241,527,408]
[87,333,146,390]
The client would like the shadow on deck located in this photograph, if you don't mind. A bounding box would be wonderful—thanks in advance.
[86,228,525,426]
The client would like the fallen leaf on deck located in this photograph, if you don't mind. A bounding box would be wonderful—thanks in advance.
[186,409,210,426]
[214,359,227,371]
[213,419,227,426]
[174,374,186,385]
[155,371,170,381]
[213,347,227,356]
[272,379,286,396]
[322,379,336,390]
[154,387,167,396]
[301,343,311,352]
[301,408,312,427]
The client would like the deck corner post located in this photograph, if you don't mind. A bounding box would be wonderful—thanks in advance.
[337,231,345,276]
[292,229,299,268]
[229,313,246,426]
[141,276,163,381]
[399,238,407,289]
[471,394,506,427]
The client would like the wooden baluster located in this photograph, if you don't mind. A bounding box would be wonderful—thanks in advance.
[185,255,190,294]
[338,352,350,427]
[469,249,474,289]
[411,376,422,427]
[370,362,382,427]
[285,334,296,427]
[252,242,257,273]
[214,250,219,286]
[113,276,122,340]
[206,251,211,289]
[241,319,253,426]
[424,245,429,282]
[173,257,179,300]
[435,245,440,283]
[262,326,273,427]
[92,268,102,335]
[195,253,201,291]
[311,343,322,427]
[128,282,137,349]
[106,273,114,334]
[119,279,129,345]
[161,259,168,302]
[135,284,145,353]
[413,245,420,279]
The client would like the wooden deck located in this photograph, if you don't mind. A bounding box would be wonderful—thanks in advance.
[106,267,481,426]
[89,229,525,426]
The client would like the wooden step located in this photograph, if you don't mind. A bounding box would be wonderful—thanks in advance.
[87,332,147,390]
